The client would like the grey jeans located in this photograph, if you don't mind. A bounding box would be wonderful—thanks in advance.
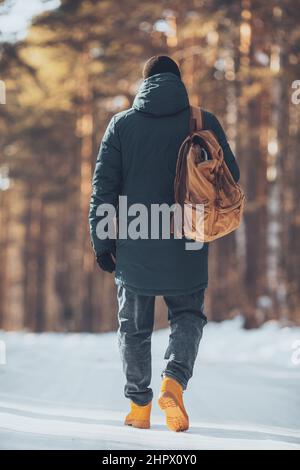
[117,285,207,405]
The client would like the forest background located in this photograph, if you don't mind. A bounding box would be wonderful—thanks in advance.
[0,0,300,332]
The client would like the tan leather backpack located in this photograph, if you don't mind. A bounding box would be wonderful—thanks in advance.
[174,106,245,242]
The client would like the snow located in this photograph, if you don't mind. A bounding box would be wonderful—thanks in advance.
[0,316,300,450]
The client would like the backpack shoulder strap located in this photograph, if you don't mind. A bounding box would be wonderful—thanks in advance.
[190,105,203,133]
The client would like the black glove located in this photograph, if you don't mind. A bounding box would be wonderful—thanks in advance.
[96,248,116,273]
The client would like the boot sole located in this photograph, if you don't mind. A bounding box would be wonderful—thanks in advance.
[158,392,189,432]
[124,419,150,429]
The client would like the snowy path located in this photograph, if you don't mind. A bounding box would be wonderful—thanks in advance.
[0,318,300,450]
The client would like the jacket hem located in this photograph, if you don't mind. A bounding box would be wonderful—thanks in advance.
[115,278,207,296]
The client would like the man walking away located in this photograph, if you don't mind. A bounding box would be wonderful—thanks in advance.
[89,56,240,432]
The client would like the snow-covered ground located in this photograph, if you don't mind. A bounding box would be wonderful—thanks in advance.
[0,317,300,450]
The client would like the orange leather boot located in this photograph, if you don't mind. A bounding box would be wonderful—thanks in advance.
[158,376,189,432]
[124,401,152,429]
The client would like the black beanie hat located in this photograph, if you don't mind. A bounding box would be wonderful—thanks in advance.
[143,55,181,79]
